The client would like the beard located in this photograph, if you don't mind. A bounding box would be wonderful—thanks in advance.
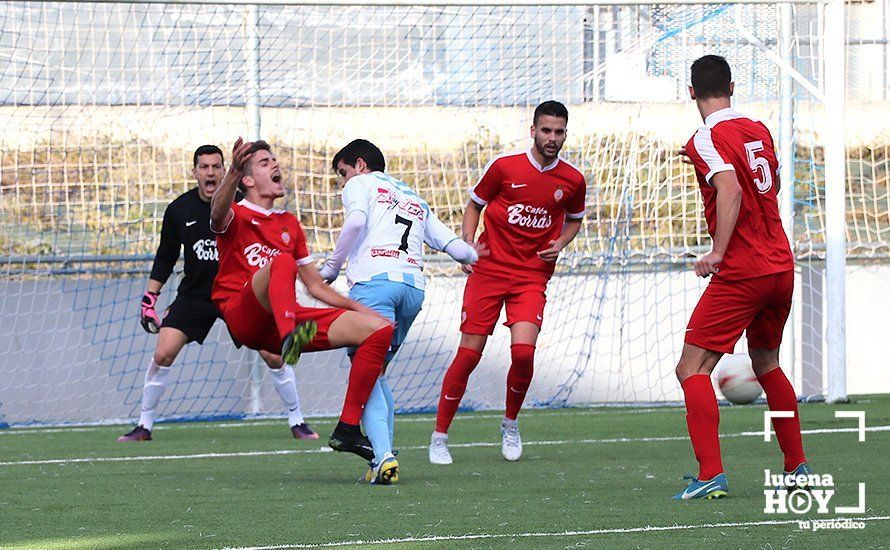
[534,138,561,161]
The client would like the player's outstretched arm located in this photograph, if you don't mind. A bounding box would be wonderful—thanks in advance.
[297,262,391,323]
[210,138,253,232]
[537,219,583,262]
[318,211,367,283]
[694,171,742,277]
[424,211,485,265]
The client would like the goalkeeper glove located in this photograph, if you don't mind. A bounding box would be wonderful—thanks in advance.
[140,291,162,334]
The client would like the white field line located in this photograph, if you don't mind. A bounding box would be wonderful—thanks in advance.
[0,408,675,436]
[1,425,887,467]
[219,515,890,550]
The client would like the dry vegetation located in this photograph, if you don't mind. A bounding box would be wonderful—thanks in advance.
[1,133,887,271]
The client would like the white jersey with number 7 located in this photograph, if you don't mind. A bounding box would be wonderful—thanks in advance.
[341,171,459,290]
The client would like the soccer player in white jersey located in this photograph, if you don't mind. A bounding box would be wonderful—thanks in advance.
[319,139,484,484]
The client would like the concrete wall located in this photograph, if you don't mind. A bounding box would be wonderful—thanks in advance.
[1,263,887,427]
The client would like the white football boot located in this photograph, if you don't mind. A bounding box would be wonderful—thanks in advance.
[500,420,522,461]
[428,431,453,465]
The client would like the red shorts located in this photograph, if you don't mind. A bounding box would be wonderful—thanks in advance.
[217,284,346,355]
[685,270,793,354]
[460,270,547,335]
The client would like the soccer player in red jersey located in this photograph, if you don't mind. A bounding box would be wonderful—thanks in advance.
[429,101,587,464]
[672,55,810,500]
[118,145,317,443]
[210,138,394,464]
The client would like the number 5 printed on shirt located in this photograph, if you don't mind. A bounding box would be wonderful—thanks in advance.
[745,140,773,194]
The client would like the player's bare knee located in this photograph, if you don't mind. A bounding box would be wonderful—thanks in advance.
[749,349,779,377]
[675,361,692,382]
[459,333,487,353]
[259,350,283,369]
[153,351,177,367]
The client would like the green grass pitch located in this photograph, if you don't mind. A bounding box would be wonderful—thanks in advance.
[1,395,888,549]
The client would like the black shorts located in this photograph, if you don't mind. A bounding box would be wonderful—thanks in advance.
[161,295,221,344]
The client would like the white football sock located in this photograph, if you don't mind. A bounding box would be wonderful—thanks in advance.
[138,361,170,431]
[269,365,304,426]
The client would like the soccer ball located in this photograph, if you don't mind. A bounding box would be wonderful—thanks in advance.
[715,354,763,405]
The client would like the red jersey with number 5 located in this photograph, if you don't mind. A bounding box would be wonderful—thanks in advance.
[685,108,794,281]
[469,149,586,282]
[211,199,314,310]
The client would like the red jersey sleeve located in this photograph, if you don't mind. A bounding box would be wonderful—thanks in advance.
[690,127,735,185]
[469,158,502,205]
[565,175,587,219]
[213,206,240,236]
[291,222,313,266]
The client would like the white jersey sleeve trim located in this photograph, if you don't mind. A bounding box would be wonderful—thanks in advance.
[468,151,522,206]
[693,126,735,185]
[566,209,586,220]
[211,208,235,234]
[468,187,488,206]
[296,255,314,266]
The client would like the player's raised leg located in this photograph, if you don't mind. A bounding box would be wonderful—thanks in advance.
[118,327,188,441]
[259,350,318,440]
[245,256,393,459]
[324,310,394,457]
[250,254,318,365]
[672,343,728,500]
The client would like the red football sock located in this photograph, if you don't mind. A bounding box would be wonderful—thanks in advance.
[267,254,298,343]
[758,367,807,471]
[681,374,724,480]
[339,325,393,425]
[505,344,535,420]
[435,347,483,433]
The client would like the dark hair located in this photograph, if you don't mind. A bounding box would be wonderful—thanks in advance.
[193,144,224,167]
[533,100,569,125]
[240,140,272,192]
[331,139,386,173]
[690,55,732,100]
[243,140,272,176]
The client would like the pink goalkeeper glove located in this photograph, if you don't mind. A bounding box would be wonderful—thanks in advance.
[140,291,161,334]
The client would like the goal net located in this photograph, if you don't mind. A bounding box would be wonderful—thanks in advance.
[0,1,886,426]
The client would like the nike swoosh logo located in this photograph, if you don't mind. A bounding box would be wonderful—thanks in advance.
[685,328,693,332]
[185,220,197,227]
[683,481,718,499]
[443,395,460,401]
[536,314,543,321]
[510,183,527,188]
[509,387,525,394]
[251,220,261,226]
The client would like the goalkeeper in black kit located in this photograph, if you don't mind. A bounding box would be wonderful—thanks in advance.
[118,145,318,441]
